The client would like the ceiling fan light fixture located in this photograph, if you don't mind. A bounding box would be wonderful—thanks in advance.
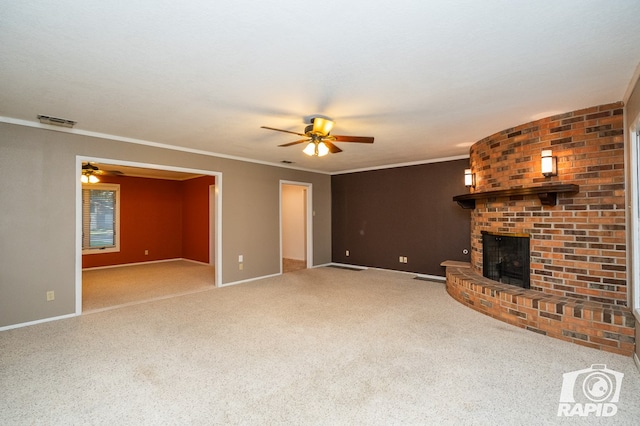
[312,117,334,136]
[302,141,330,157]
[303,142,316,156]
[317,142,329,157]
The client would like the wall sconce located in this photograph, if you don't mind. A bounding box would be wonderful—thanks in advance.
[541,149,557,177]
[464,169,475,187]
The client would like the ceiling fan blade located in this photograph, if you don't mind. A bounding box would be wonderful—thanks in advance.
[101,169,124,176]
[333,135,374,143]
[278,139,310,147]
[82,162,99,171]
[261,126,307,137]
[323,141,343,154]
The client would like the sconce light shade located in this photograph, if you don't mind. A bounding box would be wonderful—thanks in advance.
[464,168,475,187]
[541,149,557,177]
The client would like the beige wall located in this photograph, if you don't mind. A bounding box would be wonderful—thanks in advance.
[0,122,331,328]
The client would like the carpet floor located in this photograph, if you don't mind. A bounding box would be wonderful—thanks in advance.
[82,260,215,312]
[1,267,639,424]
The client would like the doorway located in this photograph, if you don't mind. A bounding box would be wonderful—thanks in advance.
[75,156,222,314]
[280,181,312,273]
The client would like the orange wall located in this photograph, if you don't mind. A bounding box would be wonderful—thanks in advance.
[82,174,214,268]
[182,176,215,263]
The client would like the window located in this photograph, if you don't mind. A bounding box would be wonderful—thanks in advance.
[82,183,120,254]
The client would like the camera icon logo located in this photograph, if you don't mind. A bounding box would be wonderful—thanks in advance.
[558,364,624,417]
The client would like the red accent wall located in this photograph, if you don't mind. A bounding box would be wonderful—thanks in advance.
[82,174,214,268]
[182,176,215,263]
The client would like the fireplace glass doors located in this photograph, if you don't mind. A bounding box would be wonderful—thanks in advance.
[482,232,530,289]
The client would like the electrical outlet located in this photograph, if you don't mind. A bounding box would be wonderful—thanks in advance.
[238,254,243,262]
[239,263,243,270]
[145,250,149,255]
[46,291,55,301]
[404,256,408,263]
[346,250,350,256]
[399,256,403,263]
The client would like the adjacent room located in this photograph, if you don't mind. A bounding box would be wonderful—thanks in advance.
[80,164,217,312]
[2,1,640,423]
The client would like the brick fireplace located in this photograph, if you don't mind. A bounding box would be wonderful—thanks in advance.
[445,102,635,356]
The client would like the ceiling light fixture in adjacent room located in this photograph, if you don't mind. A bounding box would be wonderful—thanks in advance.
[81,171,100,184]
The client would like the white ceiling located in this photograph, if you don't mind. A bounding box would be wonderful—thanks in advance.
[2,0,640,174]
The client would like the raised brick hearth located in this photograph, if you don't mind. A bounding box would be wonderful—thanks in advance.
[447,102,636,355]
[446,265,635,355]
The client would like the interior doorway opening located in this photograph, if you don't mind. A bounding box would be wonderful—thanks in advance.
[280,181,312,273]
[76,157,222,314]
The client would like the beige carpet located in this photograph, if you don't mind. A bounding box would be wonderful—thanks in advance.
[283,257,306,273]
[1,267,639,424]
[82,260,215,312]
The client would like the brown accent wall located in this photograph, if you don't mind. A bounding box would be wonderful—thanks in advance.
[468,102,627,305]
[332,159,470,275]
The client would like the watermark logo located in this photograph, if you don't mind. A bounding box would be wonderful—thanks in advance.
[558,364,624,417]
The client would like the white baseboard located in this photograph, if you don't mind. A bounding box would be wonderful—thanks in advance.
[0,313,77,332]
[415,273,446,282]
[328,262,445,281]
[329,262,368,270]
[181,258,212,266]
[219,272,281,287]
[82,257,189,271]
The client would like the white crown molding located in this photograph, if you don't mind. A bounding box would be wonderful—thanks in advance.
[2,116,469,175]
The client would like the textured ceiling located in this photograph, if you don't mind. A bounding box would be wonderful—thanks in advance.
[1,0,640,174]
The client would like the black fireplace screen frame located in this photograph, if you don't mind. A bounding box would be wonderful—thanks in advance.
[482,231,530,289]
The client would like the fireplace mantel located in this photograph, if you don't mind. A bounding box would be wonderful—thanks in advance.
[453,184,579,209]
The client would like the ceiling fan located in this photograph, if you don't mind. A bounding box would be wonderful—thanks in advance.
[81,162,122,183]
[261,117,374,157]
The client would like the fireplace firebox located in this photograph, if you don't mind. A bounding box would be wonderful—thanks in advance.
[482,231,530,289]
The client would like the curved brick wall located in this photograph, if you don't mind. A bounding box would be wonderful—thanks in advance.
[467,102,626,306]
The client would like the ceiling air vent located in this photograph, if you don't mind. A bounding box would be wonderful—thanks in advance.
[37,114,77,128]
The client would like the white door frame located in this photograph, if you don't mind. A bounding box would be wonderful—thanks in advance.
[209,184,216,266]
[75,156,223,314]
[629,119,640,321]
[279,180,313,273]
